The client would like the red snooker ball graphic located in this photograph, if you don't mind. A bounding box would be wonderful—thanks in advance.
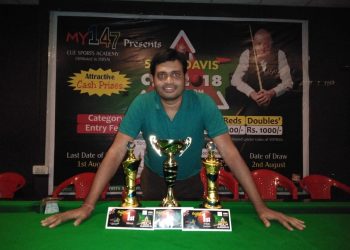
[122,209,138,226]
[197,210,212,225]
[189,74,203,87]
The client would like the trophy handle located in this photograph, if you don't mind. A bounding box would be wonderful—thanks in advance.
[179,137,192,157]
[149,135,162,156]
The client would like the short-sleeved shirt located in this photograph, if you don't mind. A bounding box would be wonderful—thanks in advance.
[119,90,228,180]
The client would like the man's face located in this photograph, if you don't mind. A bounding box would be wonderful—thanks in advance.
[151,60,186,102]
[253,32,272,61]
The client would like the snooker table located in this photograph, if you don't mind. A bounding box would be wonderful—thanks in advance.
[0,200,349,250]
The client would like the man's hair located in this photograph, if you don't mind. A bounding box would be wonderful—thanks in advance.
[150,48,188,76]
[254,28,273,44]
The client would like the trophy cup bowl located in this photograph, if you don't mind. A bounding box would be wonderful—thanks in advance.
[202,141,222,209]
[150,135,192,207]
[121,141,141,208]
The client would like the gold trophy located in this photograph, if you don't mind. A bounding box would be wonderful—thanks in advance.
[149,135,192,207]
[202,141,222,209]
[121,141,141,207]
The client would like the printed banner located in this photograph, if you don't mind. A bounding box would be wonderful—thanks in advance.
[47,12,308,193]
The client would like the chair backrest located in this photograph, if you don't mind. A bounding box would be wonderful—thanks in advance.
[0,172,26,199]
[250,169,298,200]
[299,175,350,200]
[200,167,239,200]
[52,172,108,199]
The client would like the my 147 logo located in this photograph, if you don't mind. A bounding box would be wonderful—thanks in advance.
[66,25,120,49]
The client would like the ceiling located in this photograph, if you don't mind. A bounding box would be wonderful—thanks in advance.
[1,0,350,8]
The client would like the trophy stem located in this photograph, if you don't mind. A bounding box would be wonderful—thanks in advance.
[202,173,222,209]
[121,141,141,208]
[121,171,140,208]
[202,141,222,209]
[149,135,192,208]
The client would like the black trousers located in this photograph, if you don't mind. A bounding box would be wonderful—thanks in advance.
[140,166,203,201]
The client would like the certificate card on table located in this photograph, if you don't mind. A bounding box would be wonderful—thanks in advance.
[153,208,183,230]
[182,209,232,232]
[105,207,154,230]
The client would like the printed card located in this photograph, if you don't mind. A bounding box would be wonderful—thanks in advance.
[105,207,154,230]
[153,208,183,230]
[182,208,232,232]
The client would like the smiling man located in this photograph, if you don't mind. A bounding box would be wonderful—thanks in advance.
[41,48,305,231]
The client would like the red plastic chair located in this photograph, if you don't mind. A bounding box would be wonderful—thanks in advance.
[299,175,350,200]
[249,169,298,200]
[0,172,26,198]
[200,167,239,200]
[52,172,109,199]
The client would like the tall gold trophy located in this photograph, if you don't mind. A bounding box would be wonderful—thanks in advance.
[202,141,222,209]
[121,141,141,207]
[149,135,192,207]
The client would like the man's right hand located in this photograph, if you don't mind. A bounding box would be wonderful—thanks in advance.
[250,91,265,106]
[40,204,94,228]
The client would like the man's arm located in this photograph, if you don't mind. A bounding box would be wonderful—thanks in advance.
[83,132,133,207]
[272,50,294,97]
[231,50,269,106]
[231,49,255,97]
[212,133,265,210]
[212,133,305,231]
[41,132,133,228]
[255,50,294,106]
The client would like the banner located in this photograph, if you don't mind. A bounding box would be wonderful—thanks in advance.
[47,12,309,194]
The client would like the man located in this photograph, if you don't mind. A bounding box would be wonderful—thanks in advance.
[41,49,305,231]
[229,28,294,115]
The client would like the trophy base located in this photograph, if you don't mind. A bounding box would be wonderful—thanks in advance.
[161,187,180,207]
[121,198,141,208]
[121,202,141,208]
[40,197,60,214]
[160,197,180,207]
[201,200,222,209]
